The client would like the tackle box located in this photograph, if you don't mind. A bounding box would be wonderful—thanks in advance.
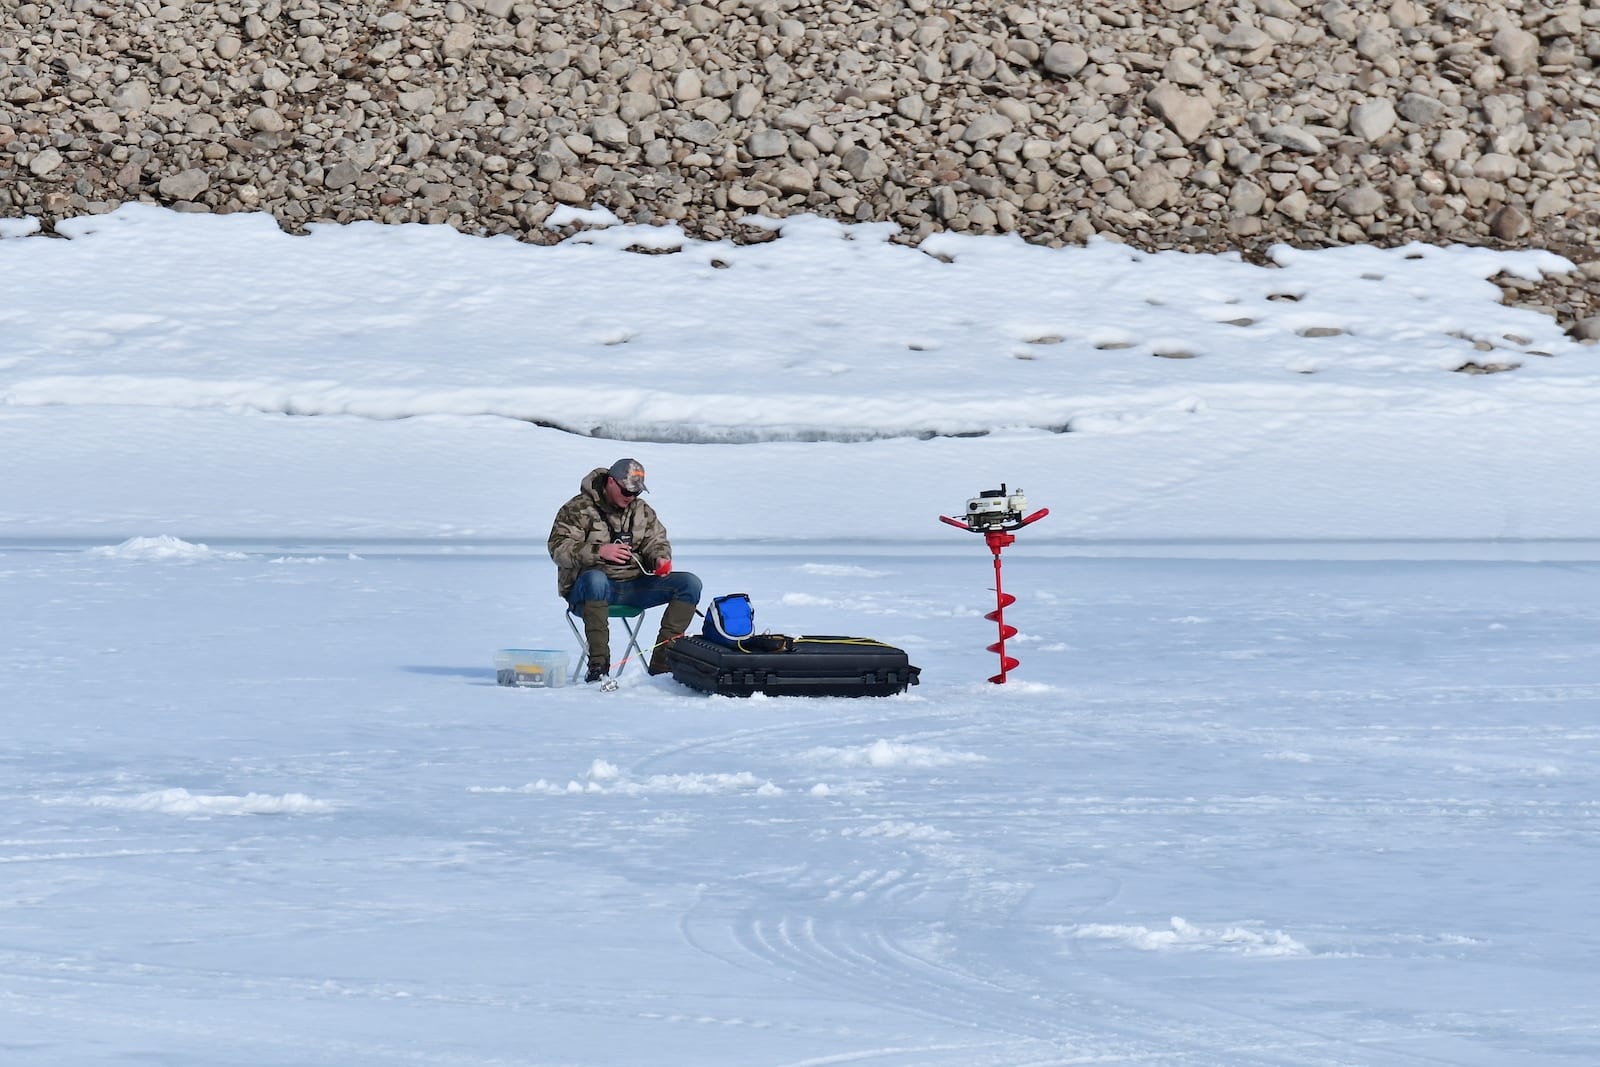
[494,649,569,688]
[664,635,920,698]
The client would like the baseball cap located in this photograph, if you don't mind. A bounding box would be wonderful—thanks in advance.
[607,458,648,494]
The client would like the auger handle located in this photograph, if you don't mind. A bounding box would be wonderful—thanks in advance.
[941,508,1049,534]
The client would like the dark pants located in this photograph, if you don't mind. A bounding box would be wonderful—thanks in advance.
[566,569,703,614]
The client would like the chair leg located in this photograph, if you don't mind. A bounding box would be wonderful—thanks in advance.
[566,607,655,682]
[564,611,589,677]
[567,605,614,679]
[616,613,648,677]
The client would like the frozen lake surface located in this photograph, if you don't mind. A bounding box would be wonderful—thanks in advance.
[7,540,1598,1066]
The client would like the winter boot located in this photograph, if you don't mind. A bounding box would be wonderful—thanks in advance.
[581,600,611,683]
[648,599,698,675]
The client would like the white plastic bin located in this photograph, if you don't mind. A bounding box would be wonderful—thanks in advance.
[494,649,569,688]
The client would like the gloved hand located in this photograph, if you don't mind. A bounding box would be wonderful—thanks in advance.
[654,559,672,577]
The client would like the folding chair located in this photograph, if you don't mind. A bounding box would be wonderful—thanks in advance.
[565,603,652,680]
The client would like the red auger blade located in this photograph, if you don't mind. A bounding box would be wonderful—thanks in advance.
[989,655,1020,682]
[986,632,1017,651]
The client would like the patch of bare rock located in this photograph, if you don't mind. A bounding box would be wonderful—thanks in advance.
[1,0,1596,336]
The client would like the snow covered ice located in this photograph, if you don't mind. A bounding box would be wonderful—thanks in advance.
[3,206,1599,1065]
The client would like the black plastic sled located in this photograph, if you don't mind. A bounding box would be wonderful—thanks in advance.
[664,635,920,698]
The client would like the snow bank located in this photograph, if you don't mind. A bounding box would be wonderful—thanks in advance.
[1059,916,1311,958]
[87,535,247,562]
[85,788,331,816]
[801,738,988,769]
[3,207,1587,443]
[472,759,783,797]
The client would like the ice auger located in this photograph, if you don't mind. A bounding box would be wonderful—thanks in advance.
[939,485,1049,684]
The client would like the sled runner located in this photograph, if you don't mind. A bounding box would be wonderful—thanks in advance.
[664,634,920,698]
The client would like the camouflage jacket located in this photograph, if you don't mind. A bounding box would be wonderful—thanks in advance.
[547,467,673,598]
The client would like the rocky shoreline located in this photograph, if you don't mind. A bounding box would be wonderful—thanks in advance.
[3,0,1597,337]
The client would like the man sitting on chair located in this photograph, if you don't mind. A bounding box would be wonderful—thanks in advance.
[548,458,704,683]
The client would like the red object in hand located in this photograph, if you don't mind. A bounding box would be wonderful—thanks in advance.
[654,559,672,577]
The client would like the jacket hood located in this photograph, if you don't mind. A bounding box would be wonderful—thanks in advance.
[581,466,632,516]
[580,467,609,502]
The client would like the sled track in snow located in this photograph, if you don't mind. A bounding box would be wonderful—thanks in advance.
[643,705,1480,1065]
[681,868,1474,1067]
